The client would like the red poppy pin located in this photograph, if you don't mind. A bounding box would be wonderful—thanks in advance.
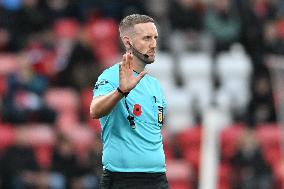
[133,104,142,116]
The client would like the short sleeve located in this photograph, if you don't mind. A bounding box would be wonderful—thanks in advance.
[93,69,117,97]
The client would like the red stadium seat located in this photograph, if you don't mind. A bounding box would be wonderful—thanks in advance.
[34,145,53,169]
[162,130,174,161]
[167,160,192,189]
[0,54,18,75]
[220,123,245,160]
[0,123,16,151]
[184,149,200,171]
[53,18,79,39]
[85,18,120,67]
[93,42,120,67]
[56,111,80,132]
[87,117,101,134]
[44,87,80,114]
[176,126,202,152]
[20,124,56,146]
[32,49,57,78]
[63,124,95,159]
[85,18,118,44]
[16,124,56,168]
[256,123,282,166]
[272,158,284,189]
[81,87,102,134]
[217,163,232,189]
[276,20,284,40]
[0,75,7,97]
[175,126,202,170]
[81,87,93,115]
[163,143,174,161]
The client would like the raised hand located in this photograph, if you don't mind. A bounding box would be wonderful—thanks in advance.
[119,52,146,93]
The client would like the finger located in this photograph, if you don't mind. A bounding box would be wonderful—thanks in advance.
[122,54,126,66]
[119,63,123,74]
[121,54,127,70]
[126,53,133,69]
[128,53,133,69]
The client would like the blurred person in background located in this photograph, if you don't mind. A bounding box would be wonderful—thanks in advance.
[168,0,208,86]
[90,14,168,189]
[0,2,21,52]
[55,26,101,92]
[51,134,80,189]
[2,53,56,124]
[14,0,47,47]
[231,128,274,189]
[120,0,147,20]
[43,0,80,25]
[204,0,241,56]
[0,0,22,11]
[235,0,278,74]
[169,0,208,52]
[0,129,40,189]
[263,20,284,55]
[246,73,276,127]
[70,137,102,189]
[78,0,147,22]
[278,0,284,17]
[0,26,18,52]
[263,13,284,55]
[144,0,169,51]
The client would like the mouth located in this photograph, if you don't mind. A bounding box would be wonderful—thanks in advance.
[147,51,156,57]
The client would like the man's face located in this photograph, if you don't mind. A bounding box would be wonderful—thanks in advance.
[130,22,158,64]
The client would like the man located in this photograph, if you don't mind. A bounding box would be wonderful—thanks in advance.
[90,14,169,189]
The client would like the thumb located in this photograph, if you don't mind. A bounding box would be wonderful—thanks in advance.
[136,70,147,83]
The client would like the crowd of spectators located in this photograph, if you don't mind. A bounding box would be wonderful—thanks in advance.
[0,0,284,188]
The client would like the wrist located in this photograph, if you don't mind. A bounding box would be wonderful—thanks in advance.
[117,87,130,97]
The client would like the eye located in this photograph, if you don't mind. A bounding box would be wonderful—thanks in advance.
[143,36,158,41]
[143,36,151,41]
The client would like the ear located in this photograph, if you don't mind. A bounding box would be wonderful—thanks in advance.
[122,36,131,49]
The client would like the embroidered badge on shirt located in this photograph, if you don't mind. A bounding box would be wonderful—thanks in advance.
[158,106,163,124]
[94,80,109,89]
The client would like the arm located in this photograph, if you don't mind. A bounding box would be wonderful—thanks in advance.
[90,89,123,119]
[90,53,146,119]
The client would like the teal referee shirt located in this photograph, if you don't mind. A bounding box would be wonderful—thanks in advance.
[93,63,167,173]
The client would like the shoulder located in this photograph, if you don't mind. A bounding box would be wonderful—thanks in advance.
[95,63,120,86]
[93,64,120,94]
[144,74,166,102]
[97,63,120,83]
[99,63,120,78]
[144,74,160,86]
[144,74,165,97]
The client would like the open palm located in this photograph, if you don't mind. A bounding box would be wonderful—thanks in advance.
[119,53,146,93]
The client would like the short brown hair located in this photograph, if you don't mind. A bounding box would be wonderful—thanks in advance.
[119,14,155,38]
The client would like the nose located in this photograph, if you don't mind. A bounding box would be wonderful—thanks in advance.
[150,38,157,48]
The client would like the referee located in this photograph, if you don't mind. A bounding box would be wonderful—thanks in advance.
[90,14,169,189]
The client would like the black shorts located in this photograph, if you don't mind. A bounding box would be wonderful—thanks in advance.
[100,169,169,189]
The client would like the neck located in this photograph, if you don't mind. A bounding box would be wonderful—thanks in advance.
[126,49,146,73]
[132,56,146,73]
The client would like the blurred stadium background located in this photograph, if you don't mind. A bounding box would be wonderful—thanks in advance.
[0,0,284,188]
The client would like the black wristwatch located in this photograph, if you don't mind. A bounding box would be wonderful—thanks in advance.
[117,87,130,97]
